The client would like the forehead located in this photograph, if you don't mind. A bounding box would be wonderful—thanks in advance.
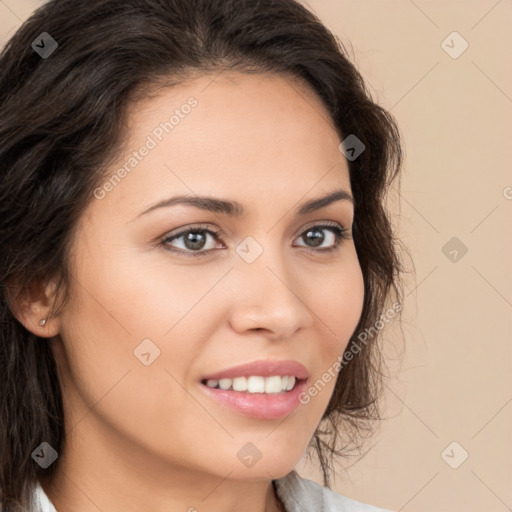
[93,71,350,218]
[122,70,342,158]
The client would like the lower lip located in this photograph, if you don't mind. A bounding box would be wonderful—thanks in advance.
[199,379,308,420]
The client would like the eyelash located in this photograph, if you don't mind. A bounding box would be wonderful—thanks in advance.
[159,221,350,258]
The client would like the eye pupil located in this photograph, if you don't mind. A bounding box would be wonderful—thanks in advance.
[304,228,324,247]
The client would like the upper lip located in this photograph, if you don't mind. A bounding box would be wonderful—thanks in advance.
[201,360,309,381]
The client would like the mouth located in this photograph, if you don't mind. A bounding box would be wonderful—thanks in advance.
[198,375,309,420]
[197,360,310,419]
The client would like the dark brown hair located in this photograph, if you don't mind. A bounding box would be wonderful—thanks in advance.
[0,0,405,508]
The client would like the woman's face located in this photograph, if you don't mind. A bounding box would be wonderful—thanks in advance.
[50,72,364,486]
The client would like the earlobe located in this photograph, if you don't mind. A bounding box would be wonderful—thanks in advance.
[34,313,59,338]
[7,278,60,338]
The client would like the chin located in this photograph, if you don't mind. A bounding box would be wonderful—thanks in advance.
[223,456,300,481]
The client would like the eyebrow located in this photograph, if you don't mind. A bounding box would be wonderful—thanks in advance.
[136,188,353,219]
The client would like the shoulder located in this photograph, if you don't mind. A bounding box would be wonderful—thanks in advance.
[274,470,394,512]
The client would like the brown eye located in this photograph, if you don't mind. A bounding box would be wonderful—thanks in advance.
[294,223,349,252]
[161,224,225,257]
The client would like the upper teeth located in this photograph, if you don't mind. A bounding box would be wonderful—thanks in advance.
[205,375,296,393]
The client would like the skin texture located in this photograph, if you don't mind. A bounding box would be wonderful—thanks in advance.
[19,72,365,512]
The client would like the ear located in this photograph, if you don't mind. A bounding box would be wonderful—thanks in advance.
[8,277,61,338]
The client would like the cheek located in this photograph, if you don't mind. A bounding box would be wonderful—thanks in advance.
[56,259,205,455]
[58,244,224,399]
[69,237,219,338]
[313,255,365,352]
[303,254,364,403]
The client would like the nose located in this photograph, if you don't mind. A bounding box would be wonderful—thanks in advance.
[227,245,315,340]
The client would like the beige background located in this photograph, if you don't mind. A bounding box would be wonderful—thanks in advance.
[1,1,511,511]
